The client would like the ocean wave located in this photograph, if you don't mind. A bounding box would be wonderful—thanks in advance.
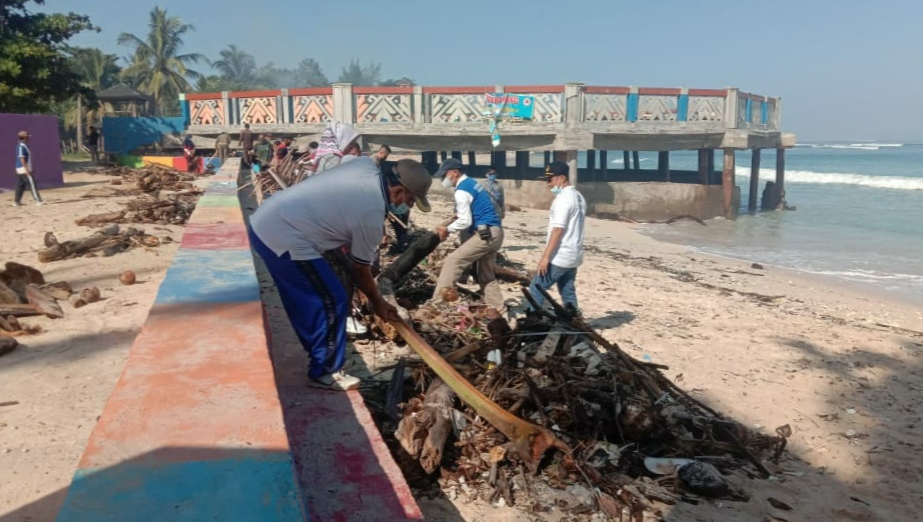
[807,269,923,285]
[795,142,904,150]
[734,168,923,191]
[611,158,650,164]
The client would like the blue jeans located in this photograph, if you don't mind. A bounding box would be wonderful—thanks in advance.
[528,264,578,312]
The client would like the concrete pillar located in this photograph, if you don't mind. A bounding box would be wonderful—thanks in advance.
[697,149,708,184]
[515,151,530,178]
[723,149,736,218]
[658,151,670,181]
[492,151,507,169]
[221,91,231,126]
[564,83,585,126]
[586,149,596,173]
[632,151,641,170]
[565,150,579,186]
[413,85,424,124]
[600,150,608,180]
[544,151,552,165]
[468,151,477,166]
[707,149,716,184]
[451,151,463,161]
[749,149,761,212]
[440,151,448,162]
[422,151,438,171]
[776,148,785,200]
[332,83,355,123]
[280,88,291,124]
[623,151,630,171]
[725,87,739,129]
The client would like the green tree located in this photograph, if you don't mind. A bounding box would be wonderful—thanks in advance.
[195,74,245,93]
[211,44,256,85]
[0,0,97,112]
[378,77,415,87]
[117,7,203,115]
[337,59,381,86]
[62,46,121,133]
[294,58,329,87]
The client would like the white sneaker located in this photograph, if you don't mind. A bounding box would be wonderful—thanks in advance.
[345,317,368,336]
[35,201,43,206]
[12,202,21,207]
[308,371,361,392]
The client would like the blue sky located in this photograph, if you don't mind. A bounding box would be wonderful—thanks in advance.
[38,0,923,141]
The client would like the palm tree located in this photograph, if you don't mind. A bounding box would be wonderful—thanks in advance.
[117,7,204,115]
[62,47,122,146]
[211,44,257,86]
[337,60,381,86]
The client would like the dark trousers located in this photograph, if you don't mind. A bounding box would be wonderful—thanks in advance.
[249,228,349,379]
[14,174,42,204]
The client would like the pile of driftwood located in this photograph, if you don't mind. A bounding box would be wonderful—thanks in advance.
[38,225,164,263]
[80,164,202,226]
[247,154,313,205]
[0,261,103,343]
[359,231,788,520]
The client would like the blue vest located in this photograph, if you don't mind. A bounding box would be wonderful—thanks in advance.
[457,177,501,232]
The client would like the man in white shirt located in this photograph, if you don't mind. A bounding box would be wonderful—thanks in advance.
[528,161,586,313]
[432,158,506,314]
[248,157,433,391]
[13,130,43,207]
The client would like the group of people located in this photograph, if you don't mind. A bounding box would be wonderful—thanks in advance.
[248,122,587,392]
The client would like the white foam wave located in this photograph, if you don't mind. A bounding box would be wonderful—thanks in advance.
[795,142,904,150]
[611,158,650,164]
[808,269,923,285]
[735,167,923,191]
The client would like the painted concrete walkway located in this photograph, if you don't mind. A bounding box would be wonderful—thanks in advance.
[56,159,420,521]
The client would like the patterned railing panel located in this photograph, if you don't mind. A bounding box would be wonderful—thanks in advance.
[687,96,725,122]
[292,95,334,123]
[637,95,677,122]
[239,96,278,124]
[584,94,627,122]
[189,99,225,126]
[356,94,412,123]
[751,99,764,126]
[737,97,748,128]
[430,93,486,123]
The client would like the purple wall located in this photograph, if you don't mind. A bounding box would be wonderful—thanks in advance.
[0,114,64,191]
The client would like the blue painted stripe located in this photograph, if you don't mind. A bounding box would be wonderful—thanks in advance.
[57,456,305,522]
[627,93,639,122]
[761,101,769,125]
[677,94,689,122]
[155,249,259,304]
[745,98,752,126]
[181,100,190,128]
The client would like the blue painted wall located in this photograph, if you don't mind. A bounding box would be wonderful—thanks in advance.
[102,116,186,155]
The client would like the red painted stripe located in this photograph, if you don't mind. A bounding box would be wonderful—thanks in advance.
[505,85,565,93]
[422,86,494,94]
[638,87,682,96]
[688,89,727,97]
[584,86,630,94]
[289,88,333,96]
[185,93,223,101]
[229,90,283,99]
[354,86,413,95]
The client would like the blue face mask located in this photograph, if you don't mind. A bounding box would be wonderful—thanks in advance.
[487,174,497,182]
[389,203,409,215]
[550,186,563,195]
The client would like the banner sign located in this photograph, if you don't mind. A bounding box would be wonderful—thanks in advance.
[484,93,535,120]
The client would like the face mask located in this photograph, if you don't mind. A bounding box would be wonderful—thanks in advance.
[389,203,409,215]
[487,174,497,182]
[442,176,454,189]
[550,186,563,195]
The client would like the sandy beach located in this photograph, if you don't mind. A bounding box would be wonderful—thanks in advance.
[2,167,922,521]
[0,166,186,520]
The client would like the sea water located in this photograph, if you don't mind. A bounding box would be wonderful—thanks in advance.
[543,144,923,307]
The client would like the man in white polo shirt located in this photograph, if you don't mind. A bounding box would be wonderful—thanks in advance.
[528,161,586,313]
[248,157,433,391]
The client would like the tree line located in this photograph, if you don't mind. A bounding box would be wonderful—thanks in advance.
[0,2,414,133]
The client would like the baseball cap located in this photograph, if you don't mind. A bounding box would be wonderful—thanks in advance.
[541,161,569,179]
[395,159,432,212]
[434,158,464,179]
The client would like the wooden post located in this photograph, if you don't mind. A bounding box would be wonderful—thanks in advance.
[749,149,761,212]
[723,149,736,218]
[75,95,83,153]
[697,149,708,184]
[600,150,608,181]
[658,151,670,181]
[632,151,641,170]
[468,151,477,166]
[623,151,630,171]
[775,148,785,202]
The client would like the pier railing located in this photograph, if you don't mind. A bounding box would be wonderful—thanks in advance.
[182,84,780,132]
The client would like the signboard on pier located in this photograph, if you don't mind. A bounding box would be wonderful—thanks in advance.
[484,93,535,120]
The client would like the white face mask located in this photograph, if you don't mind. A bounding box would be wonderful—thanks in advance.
[550,186,563,195]
[442,176,454,189]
